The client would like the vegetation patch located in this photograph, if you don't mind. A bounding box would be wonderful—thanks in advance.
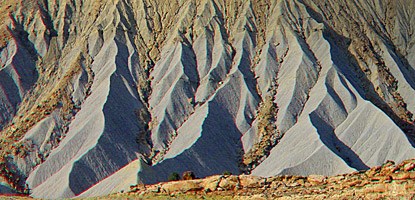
[242,91,280,173]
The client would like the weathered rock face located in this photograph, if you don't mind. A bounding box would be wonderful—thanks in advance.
[126,159,415,199]
[0,0,415,198]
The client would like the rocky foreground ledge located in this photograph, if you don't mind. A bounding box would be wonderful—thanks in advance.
[2,159,415,199]
[118,159,415,199]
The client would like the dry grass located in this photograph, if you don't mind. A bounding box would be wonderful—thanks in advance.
[242,95,279,171]
[0,195,32,199]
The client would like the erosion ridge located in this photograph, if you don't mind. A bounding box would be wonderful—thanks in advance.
[0,0,414,198]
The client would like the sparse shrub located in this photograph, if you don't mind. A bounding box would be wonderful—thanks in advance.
[222,171,232,176]
[168,172,180,181]
[182,171,196,180]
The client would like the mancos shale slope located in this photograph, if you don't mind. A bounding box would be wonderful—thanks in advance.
[0,0,415,198]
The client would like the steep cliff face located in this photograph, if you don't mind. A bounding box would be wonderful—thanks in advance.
[0,0,415,198]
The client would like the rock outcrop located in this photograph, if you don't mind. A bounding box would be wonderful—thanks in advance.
[125,159,415,199]
[0,0,414,198]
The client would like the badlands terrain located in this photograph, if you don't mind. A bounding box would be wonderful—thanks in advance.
[0,0,415,198]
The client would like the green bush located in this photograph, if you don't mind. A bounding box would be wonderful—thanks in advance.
[222,171,232,176]
[168,172,180,181]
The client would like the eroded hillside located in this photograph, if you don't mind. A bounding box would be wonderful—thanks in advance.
[0,0,415,198]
